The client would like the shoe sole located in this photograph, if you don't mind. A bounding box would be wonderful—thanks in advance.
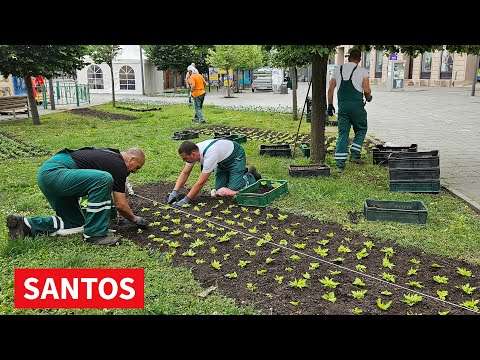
[6,214,27,239]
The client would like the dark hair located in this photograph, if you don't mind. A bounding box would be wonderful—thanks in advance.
[348,49,361,61]
[178,141,199,155]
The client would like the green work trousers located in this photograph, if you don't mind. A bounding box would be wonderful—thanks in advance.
[214,142,255,191]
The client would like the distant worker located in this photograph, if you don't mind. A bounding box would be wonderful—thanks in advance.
[188,64,207,123]
[327,48,372,170]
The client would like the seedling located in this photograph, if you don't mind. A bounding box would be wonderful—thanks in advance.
[402,293,423,306]
[190,238,204,248]
[195,258,205,264]
[246,283,257,292]
[204,211,212,217]
[363,240,375,249]
[257,269,267,276]
[381,290,392,296]
[351,290,368,299]
[460,299,479,311]
[266,213,273,219]
[245,249,256,256]
[436,290,448,300]
[356,248,369,260]
[183,233,191,238]
[204,232,216,238]
[275,275,284,284]
[243,216,253,222]
[241,207,249,212]
[168,241,180,248]
[382,256,395,270]
[321,292,336,303]
[236,221,246,228]
[313,246,328,257]
[193,206,200,211]
[457,283,477,295]
[271,225,278,230]
[285,267,293,272]
[302,272,311,279]
[279,239,288,245]
[271,182,282,188]
[376,298,392,311]
[326,232,334,238]
[210,246,217,254]
[220,209,231,215]
[169,229,182,236]
[271,247,281,254]
[248,226,258,234]
[309,228,320,233]
[253,209,261,215]
[290,254,301,262]
[438,311,450,315]
[351,308,363,314]
[224,220,235,225]
[238,260,251,268]
[260,181,267,186]
[382,272,396,283]
[234,244,241,249]
[410,258,421,264]
[309,263,320,270]
[406,281,424,289]
[195,228,206,233]
[355,264,367,272]
[289,278,308,289]
[407,268,418,276]
[433,275,449,284]
[319,276,340,289]
[184,223,192,229]
[290,301,299,306]
[233,214,241,219]
[431,263,443,268]
[278,214,288,221]
[343,237,352,242]
[211,260,222,270]
[182,249,196,257]
[457,267,472,277]
[380,247,395,257]
[197,202,206,207]
[329,270,341,275]
[141,207,150,212]
[352,278,366,287]
[265,257,274,264]
[161,226,169,231]
[317,239,329,246]
[331,257,344,263]
[284,228,295,236]
[217,234,230,243]
[223,254,230,261]
[337,245,351,253]
[193,218,204,224]
[293,243,307,249]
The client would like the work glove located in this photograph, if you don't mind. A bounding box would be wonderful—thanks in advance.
[365,94,373,102]
[327,104,335,117]
[133,216,148,229]
[172,196,191,209]
[167,190,179,204]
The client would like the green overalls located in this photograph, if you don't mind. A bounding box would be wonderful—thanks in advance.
[203,140,256,191]
[334,65,368,169]
[26,149,115,238]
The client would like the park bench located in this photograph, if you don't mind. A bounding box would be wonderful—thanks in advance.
[0,95,30,118]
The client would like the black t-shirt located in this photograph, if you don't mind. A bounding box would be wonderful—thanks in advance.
[69,147,127,193]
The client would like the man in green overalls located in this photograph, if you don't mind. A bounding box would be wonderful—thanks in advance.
[6,147,148,246]
[167,139,262,207]
[327,49,373,170]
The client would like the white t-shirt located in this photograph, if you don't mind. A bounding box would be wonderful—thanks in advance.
[185,139,234,173]
[332,62,369,93]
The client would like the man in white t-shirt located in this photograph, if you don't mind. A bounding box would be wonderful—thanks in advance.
[185,63,196,106]
[167,139,262,207]
[327,49,372,170]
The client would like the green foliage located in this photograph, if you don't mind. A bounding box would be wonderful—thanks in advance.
[319,276,340,289]
[142,45,194,73]
[377,298,392,311]
[433,275,449,284]
[402,293,423,306]
[457,267,472,277]
[436,290,448,300]
[351,290,368,299]
[289,278,308,289]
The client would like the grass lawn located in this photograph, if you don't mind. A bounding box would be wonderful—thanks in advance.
[1,100,479,315]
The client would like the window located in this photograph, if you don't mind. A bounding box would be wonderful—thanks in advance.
[421,52,432,79]
[440,46,453,79]
[87,65,104,89]
[362,51,370,71]
[375,51,383,78]
[119,66,135,90]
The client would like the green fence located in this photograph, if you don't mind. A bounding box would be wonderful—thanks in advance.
[42,82,90,109]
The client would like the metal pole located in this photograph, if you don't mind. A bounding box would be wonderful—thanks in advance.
[48,78,55,110]
[139,45,145,95]
[472,55,478,96]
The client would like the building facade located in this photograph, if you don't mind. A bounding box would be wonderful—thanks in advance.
[335,45,479,87]
[76,45,164,95]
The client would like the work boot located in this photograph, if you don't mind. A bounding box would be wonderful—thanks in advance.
[247,166,262,181]
[6,214,31,240]
[349,158,365,165]
[86,235,122,246]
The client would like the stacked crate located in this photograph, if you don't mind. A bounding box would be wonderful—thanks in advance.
[372,143,418,166]
[388,150,440,193]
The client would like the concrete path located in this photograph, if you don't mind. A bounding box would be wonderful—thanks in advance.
[2,82,480,211]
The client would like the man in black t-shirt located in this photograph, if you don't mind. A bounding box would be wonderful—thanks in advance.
[6,147,148,246]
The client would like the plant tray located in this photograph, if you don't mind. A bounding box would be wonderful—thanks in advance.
[389,180,441,193]
[389,167,440,181]
[214,132,247,143]
[288,164,330,177]
[299,143,310,157]
[364,199,428,224]
[389,150,439,159]
[172,130,199,140]
[388,156,440,169]
[373,143,418,165]
[259,144,292,157]
[236,179,289,207]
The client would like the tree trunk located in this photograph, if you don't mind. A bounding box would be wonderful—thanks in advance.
[310,53,328,164]
[173,70,178,93]
[109,62,116,108]
[291,66,298,120]
[234,69,239,92]
[25,77,40,125]
[226,68,231,98]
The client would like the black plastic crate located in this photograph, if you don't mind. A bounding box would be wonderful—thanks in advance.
[389,167,440,181]
[364,199,428,224]
[388,157,440,169]
[288,164,330,177]
[389,180,441,193]
[172,130,199,140]
[259,144,292,157]
[373,144,418,165]
[389,150,439,159]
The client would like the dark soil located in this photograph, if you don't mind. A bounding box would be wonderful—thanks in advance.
[250,184,273,195]
[289,165,329,171]
[113,181,480,316]
[68,108,138,121]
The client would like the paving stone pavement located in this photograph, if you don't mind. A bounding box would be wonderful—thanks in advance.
[2,82,479,212]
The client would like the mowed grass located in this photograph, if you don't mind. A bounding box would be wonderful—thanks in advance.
[1,100,479,315]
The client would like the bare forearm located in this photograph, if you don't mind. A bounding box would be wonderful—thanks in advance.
[174,172,189,191]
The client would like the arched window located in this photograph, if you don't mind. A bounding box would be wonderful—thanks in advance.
[87,65,104,89]
[119,66,135,90]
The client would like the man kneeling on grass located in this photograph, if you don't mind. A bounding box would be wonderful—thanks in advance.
[167,139,262,208]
